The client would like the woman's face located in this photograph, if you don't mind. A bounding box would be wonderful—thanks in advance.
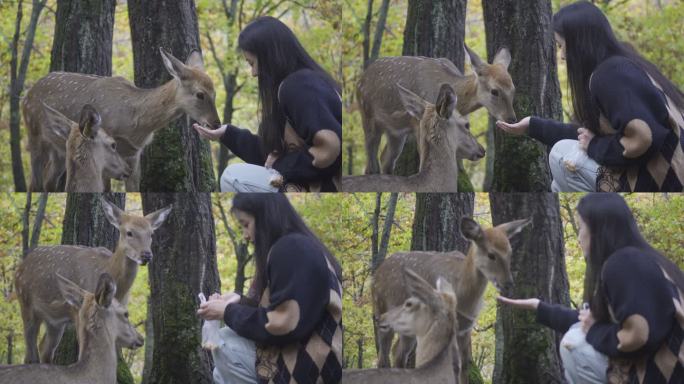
[554,32,566,61]
[577,213,590,258]
[243,51,258,77]
[234,210,256,243]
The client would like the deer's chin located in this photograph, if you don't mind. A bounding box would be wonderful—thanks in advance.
[126,254,144,265]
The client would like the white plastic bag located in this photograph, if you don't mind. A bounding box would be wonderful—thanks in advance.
[199,293,222,351]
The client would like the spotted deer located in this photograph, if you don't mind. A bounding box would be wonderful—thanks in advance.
[14,198,171,364]
[343,268,459,384]
[373,217,531,384]
[358,45,515,174]
[24,48,221,192]
[40,103,131,192]
[0,273,144,384]
[342,83,483,192]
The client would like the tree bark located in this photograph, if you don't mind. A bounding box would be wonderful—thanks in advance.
[128,0,216,192]
[10,0,47,192]
[142,193,220,384]
[490,193,569,384]
[483,0,562,191]
[395,0,474,191]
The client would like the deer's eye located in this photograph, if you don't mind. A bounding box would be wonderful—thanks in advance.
[196,92,205,100]
[465,122,471,130]
[127,231,133,237]
[405,301,413,308]
[124,312,129,318]
[110,142,117,150]
[491,89,500,97]
[488,253,496,260]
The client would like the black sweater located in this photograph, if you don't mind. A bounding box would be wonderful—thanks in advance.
[220,69,342,191]
[537,247,683,383]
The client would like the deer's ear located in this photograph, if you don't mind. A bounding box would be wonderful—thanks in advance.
[436,277,455,297]
[41,103,72,149]
[397,83,427,120]
[460,217,484,241]
[403,268,438,306]
[95,273,116,309]
[100,198,123,229]
[465,44,486,73]
[499,218,531,239]
[185,50,205,71]
[78,104,101,139]
[56,273,87,309]
[493,47,512,70]
[145,205,173,231]
[160,47,188,80]
[436,84,457,119]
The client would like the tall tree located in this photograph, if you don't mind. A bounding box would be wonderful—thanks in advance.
[129,0,216,192]
[490,193,569,383]
[141,193,220,384]
[395,0,473,191]
[483,0,562,191]
[9,0,47,192]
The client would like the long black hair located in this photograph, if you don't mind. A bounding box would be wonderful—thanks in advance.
[238,16,340,155]
[553,1,684,134]
[577,193,684,323]
[231,193,342,299]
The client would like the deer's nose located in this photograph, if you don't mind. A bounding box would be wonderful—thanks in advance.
[212,120,222,129]
[141,251,153,265]
[506,117,517,124]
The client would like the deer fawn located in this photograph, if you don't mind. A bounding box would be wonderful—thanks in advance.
[15,198,171,364]
[343,268,459,384]
[342,83,482,192]
[358,45,515,175]
[40,103,131,192]
[0,273,143,384]
[373,217,530,384]
[24,48,221,191]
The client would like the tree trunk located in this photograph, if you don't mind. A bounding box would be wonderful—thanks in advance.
[490,193,569,384]
[50,0,116,74]
[483,0,562,191]
[142,193,220,383]
[395,0,473,191]
[9,0,47,192]
[128,0,216,192]
[410,192,479,383]
[54,193,126,378]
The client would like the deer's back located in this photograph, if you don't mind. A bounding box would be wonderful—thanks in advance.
[15,245,113,318]
[373,250,465,314]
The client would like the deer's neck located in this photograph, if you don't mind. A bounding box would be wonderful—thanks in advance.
[135,79,183,137]
[415,318,455,368]
[415,136,459,190]
[66,143,103,192]
[455,74,481,115]
[73,327,117,382]
[458,244,488,315]
[110,244,139,303]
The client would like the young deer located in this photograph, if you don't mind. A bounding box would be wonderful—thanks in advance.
[15,198,171,364]
[0,273,144,384]
[373,217,530,384]
[342,83,483,192]
[41,103,131,192]
[358,45,515,174]
[24,48,221,191]
[343,268,459,384]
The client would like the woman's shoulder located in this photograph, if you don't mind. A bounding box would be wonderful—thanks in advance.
[270,232,323,262]
[603,246,661,280]
[280,68,337,95]
[591,56,649,89]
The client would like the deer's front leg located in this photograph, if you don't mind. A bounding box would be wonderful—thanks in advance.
[124,154,141,192]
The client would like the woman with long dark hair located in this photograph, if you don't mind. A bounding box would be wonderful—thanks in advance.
[197,194,343,384]
[496,1,684,192]
[499,193,684,383]
[194,16,342,192]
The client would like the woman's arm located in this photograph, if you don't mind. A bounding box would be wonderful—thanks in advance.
[193,123,267,165]
[497,296,578,334]
[585,247,675,358]
[496,116,579,147]
[222,234,331,346]
[586,58,671,167]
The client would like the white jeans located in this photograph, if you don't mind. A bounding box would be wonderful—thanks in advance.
[559,323,609,384]
[549,139,599,192]
[212,327,257,384]
[220,163,280,193]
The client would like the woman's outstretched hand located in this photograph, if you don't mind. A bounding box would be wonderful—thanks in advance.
[193,123,227,141]
[496,116,531,136]
[497,296,540,310]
